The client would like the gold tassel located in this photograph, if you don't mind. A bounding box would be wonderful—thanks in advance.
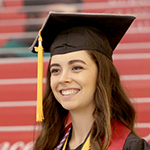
[34,30,44,122]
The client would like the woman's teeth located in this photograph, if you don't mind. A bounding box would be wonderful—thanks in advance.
[61,89,79,96]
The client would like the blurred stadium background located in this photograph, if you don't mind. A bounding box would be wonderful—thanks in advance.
[0,0,150,149]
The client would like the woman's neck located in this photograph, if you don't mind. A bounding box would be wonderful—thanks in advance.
[69,108,94,149]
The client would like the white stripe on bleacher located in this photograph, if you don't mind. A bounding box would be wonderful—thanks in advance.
[83,1,150,10]
[0,98,149,108]
[0,31,37,39]
[0,18,44,26]
[120,74,150,80]
[130,97,150,103]
[113,53,150,59]
[116,42,150,50]
[0,101,36,107]
[0,78,37,85]
[0,78,43,85]
[135,122,150,128]
[128,27,150,34]
[0,74,150,85]
[0,57,49,64]
[0,125,40,132]
[0,78,45,85]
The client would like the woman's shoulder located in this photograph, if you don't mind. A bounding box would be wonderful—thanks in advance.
[123,133,150,150]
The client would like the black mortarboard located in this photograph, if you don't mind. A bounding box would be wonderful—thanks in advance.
[31,12,136,122]
[31,12,136,59]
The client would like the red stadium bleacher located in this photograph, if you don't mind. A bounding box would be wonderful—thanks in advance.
[0,0,150,149]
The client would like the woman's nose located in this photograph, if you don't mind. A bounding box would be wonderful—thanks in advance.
[59,71,72,84]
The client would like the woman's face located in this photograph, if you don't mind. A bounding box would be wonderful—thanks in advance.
[50,50,98,112]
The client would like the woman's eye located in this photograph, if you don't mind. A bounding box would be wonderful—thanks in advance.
[72,66,83,70]
[50,69,60,74]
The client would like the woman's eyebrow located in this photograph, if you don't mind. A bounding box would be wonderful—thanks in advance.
[68,59,86,65]
[50,63,60,69]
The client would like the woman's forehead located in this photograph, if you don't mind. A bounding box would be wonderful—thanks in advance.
[50,50,91,64]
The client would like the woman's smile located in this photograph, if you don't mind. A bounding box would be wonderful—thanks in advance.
[60,88,80,96]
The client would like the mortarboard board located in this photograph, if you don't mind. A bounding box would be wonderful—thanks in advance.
[31,12,136,56]
[30,12,136,122]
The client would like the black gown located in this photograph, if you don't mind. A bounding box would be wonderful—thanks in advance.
[123,133,150,150]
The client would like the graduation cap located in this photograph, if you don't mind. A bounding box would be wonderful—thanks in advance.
[30,12,136,122]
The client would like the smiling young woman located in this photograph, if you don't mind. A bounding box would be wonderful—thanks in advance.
[31,12,150,150]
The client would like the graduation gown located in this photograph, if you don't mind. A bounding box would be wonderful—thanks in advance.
[55,121,150,150]
[64,134,150,150]
[123,133,150,150]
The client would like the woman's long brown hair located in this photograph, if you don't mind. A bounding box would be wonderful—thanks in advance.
[87,50,137,150]
[34,50,136,150]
